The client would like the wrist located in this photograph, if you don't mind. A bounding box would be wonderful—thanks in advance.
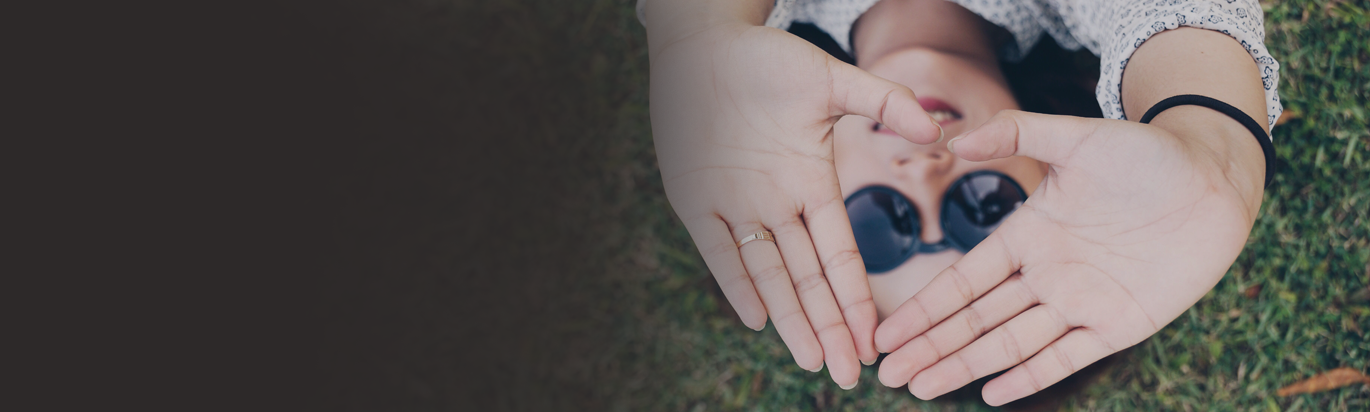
[1147,107,1267,215]
[1121,27,1271,215]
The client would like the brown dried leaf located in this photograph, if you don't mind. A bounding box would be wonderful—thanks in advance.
[1275,109,1299,126]
[1244,284,1262,299]
[1275,367,1370,396]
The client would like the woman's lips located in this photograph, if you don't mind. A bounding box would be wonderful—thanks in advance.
[917,97,962,126]
[873,97,962,135]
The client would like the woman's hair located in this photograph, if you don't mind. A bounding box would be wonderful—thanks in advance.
[1000,36,1103,119]
[789,23,1103,119]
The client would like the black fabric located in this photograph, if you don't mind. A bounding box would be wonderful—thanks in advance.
[788,22,855,65]
[1139,94,1277,187]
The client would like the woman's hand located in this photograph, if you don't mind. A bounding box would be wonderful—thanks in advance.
[872,109,1266,405]
[648,19,942,387]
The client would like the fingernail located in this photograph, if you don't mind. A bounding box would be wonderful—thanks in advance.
[946,134,965,154]
[933,122,945,143]
[750,323,764,332]
[839,380,858,390]
[808,363,824,373]
[861,358,876,366]
[910,384,932,400]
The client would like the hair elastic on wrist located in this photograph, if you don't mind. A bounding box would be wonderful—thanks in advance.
[1138,94,1276,187]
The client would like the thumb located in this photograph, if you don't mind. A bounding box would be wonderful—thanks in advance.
[828,60,942,145]
[947,110,1103,166]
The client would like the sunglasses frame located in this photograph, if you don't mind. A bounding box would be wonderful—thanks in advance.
[844,170,1027,274]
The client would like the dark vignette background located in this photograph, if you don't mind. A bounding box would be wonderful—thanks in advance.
[14,0,660,410]
[11,0,1368,411]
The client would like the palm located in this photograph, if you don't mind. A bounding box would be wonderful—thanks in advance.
[873,113,1260,405]
[1015,120,1253,341]
[654,27,846,217]
[649,24,941,387]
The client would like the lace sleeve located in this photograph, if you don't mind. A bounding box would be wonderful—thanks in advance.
[1026,0,1283,130]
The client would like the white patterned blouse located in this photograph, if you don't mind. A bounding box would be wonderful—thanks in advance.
[639,0,1283,131]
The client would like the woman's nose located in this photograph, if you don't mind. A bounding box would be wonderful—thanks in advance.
[889,142,955,244]
[892,140,955,179]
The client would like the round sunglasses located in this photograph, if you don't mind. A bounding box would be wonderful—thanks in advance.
[844,170,1027,274]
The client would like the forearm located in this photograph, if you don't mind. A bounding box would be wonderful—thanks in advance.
[1121,27,1269,214]
[643,0,773,52]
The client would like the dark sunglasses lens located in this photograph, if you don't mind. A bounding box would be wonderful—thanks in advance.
[942,172,1026,250]
[846,188,920,273]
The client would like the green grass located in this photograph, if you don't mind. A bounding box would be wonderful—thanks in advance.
[584,0,1370,410]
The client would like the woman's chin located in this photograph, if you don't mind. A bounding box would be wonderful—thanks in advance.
[868,249,964,321]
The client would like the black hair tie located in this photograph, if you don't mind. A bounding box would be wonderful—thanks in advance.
[1138,94,1276,187]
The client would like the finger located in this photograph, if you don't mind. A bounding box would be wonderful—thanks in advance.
[827,58,942,144]
[876,274,1037,387]
[801,194,880,365]
[769,215,860,389]
[980,328,1117,406]
[874,226,1020,353]
[908,304,1072,400]
[682,216,766,330]
[731,221,825,372]
[947,110,1102,165]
